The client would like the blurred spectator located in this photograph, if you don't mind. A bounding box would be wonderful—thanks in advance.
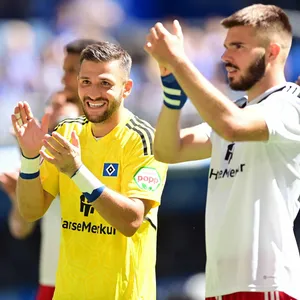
[0,90,80,300]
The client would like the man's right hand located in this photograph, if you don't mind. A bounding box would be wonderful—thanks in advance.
[11,101,49,158]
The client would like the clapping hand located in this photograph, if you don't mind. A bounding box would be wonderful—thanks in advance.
[11,102,49,158]
[40,131,82,177]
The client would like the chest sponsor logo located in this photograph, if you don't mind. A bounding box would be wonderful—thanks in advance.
[61,219,116,235]
[224,143,235,163]
[80,195,94,217]
[209,142,246,180]
[209,163,246,180]
[134,167,161,192]
[61,194,116,235]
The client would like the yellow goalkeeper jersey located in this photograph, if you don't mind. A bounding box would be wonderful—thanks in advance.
[40,110,168,300]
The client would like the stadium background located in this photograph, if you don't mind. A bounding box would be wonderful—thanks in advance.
[0,0,300,299]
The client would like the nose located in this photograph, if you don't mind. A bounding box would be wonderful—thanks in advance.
[221,50,230,63]
[85,84,104,101]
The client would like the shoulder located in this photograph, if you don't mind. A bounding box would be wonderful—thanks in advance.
[261,83,300,109]
[268,83,300,101]
[53,116,88,134]
[123,115,155,156]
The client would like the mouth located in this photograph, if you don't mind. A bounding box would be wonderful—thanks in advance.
[84,100,108,113]
[87,102,106,108]
[226,67,239,74]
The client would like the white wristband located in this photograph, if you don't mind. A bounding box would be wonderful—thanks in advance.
[71,165,105,203]
[20,154,40,180]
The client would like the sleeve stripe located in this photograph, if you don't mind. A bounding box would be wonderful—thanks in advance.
[145,216,157,231]
[126,123,149,155]
[134,116,155,134]
[125,117,154,156]
[163,86,182,96]
[163,95,181,106]
[130,118,154,155]
[53,117,88,131]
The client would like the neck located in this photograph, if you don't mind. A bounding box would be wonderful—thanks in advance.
[247,68,286,102]
[91,106,126,138]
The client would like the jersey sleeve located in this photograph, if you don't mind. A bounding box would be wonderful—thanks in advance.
[198,122,213,138]
[121,136,168,206]
[260,93,300,143]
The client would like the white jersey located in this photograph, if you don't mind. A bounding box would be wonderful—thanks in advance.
[203,83,300,298]
[39,196,61,286]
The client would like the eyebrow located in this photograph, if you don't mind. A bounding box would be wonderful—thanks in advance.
[78,75,117,84]
[223,42,245,49]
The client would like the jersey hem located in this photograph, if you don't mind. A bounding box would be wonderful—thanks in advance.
[206,286,298,299]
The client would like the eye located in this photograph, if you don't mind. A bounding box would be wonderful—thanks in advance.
[102,81,112,87]
[81,79,90,85]
[234,44,242,49]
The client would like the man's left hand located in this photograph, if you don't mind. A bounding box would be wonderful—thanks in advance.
[40,131,82,177]
[144,20,186,71]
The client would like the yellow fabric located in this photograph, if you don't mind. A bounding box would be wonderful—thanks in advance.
[40,111,168,300]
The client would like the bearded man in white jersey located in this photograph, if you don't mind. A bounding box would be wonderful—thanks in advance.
[145,4,300,300]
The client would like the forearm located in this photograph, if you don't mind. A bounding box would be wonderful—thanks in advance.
[72,165,144,237]
[92,189,144,237]
[171,57,242,140]
[8,205,35,239]
[154,106,182,163]
[17,177,47,221]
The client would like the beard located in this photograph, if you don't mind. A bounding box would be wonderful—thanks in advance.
[228,53,266,91]
[82,94,122,123]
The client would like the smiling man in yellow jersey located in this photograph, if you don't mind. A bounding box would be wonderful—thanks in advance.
[11,42,168,300]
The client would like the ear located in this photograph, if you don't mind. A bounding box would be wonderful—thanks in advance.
[122,79,133,99]
[267,43,281,62]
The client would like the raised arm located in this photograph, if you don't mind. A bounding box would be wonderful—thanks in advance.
[144,20,270,142]
[151,58,212,163]
[154,105,212,163]
[11,102,54,221]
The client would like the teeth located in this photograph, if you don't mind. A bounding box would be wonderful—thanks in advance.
[227,67,237,72]
[89,103,105,108]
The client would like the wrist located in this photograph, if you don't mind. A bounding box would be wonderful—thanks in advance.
[71,165,105,203]
[21,151,40,159]
[19,154,40,180]
[161,73,187,110]
[167,54,189,74]
[67,162,83,178]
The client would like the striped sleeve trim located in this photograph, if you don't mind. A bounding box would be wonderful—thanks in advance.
[125,116,154,156]
[145,216,157,231]
[53,116,88,131]
[283,83,300,98]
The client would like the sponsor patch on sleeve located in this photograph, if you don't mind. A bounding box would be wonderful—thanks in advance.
[134,167,161,192]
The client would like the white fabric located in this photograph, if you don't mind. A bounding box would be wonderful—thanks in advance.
[39,197,61,286]
[20,155,40,173]
[204,83,300,298]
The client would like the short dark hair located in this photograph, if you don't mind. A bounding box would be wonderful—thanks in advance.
[80,42,132,78]
[221,4,292,37]
[221,4,292,55]
[65,39,101,55]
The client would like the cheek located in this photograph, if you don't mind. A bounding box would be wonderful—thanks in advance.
[77,86,84,98]
[107,87,121,99]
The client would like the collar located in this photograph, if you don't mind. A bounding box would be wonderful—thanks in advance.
[246,83,286,106]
